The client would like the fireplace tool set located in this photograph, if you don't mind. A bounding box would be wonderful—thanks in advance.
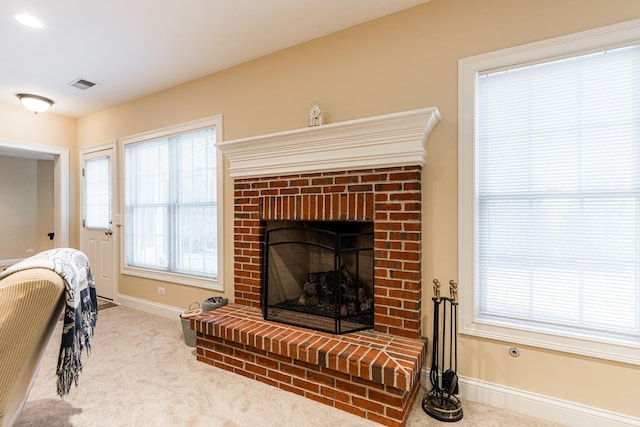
[422,279,463,422]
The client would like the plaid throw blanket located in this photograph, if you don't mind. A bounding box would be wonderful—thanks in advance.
[0,248,98,396]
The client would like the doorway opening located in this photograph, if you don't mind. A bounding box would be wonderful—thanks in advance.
[0,139,69,251]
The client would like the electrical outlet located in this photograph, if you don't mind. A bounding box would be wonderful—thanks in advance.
[157,287,165,295]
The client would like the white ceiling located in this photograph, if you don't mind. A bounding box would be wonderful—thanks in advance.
[1,0,428,118]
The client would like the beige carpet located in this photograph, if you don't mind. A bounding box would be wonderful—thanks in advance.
[15,306,563,427]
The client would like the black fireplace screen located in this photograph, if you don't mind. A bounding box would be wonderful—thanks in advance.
[262,221,374,334]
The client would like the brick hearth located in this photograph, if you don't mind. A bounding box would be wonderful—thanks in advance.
[192,108,440,427]
[194,304,426,426]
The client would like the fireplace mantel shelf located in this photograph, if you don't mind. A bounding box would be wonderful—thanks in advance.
[218,107,440,179]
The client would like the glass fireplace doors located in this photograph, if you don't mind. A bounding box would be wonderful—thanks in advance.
[262,222,374,334]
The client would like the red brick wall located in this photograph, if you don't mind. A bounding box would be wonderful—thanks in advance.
[233,165,423,339]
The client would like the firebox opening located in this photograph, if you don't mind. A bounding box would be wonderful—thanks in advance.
[262,220,374,334]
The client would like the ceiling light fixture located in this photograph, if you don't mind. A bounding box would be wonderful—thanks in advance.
[17,93,54,113]
[14,13,44,29]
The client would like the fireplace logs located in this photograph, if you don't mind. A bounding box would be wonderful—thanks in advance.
[294,266,373,317]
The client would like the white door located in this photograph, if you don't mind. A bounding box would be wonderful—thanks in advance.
[81,146,116,300]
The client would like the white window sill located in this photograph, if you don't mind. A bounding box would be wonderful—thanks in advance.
[460,314,640,366]
[122,265,223,291]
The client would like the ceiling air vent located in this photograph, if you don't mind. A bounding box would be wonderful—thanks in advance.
[68,78,97,90]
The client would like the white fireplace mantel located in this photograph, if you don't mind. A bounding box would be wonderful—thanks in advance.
[218,107,441,179]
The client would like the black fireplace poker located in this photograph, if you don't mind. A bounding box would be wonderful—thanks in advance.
[422,279,463,422]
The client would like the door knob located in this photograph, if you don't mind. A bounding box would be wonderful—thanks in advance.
[104,229,113,236]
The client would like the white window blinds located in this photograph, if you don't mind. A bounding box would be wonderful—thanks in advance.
[124,128,218,279]
[476,45,640,341]
[84,156,111,229]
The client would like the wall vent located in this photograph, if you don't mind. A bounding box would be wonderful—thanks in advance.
[68,78,97,90]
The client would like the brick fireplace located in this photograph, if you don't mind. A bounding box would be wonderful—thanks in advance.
[193,107,440,426]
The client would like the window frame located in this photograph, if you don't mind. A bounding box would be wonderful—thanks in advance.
[119,115,224,291]
[458,19,640,365]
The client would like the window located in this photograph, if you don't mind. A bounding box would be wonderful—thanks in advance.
[84,155,111,229]
[459,20,640,364]
[121,116,223,290]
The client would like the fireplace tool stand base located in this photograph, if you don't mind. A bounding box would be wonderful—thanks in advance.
[422,390,463,422]
[422,279,463,422]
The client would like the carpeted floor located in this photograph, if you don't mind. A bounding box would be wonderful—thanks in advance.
[15,305,564,427]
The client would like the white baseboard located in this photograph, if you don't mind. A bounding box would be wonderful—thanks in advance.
[421,368,639,426]
[116,294,183,321]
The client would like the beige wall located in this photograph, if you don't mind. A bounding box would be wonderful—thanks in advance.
[69,0,640,418]
[0,157,55,261]
[0,157,37,260]
[0,103,76,149]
